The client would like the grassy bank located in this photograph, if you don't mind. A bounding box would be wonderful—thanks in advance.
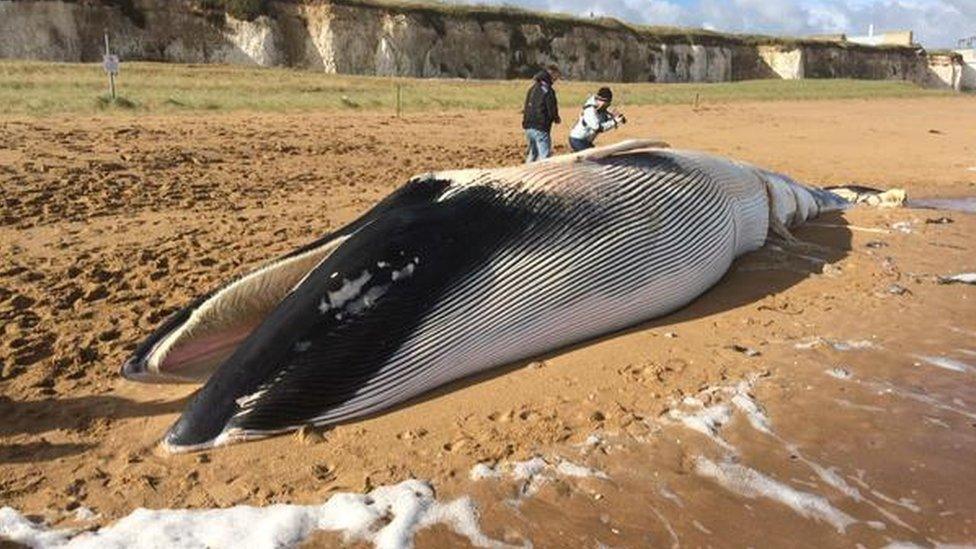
[0,60,953,116]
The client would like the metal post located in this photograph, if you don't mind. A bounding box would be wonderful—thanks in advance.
[104,33,116,99]
[395,83,402,118]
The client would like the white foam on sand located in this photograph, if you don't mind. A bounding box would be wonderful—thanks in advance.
[872,381,976,421]
[667,402,735,451]
[793,337,878,351]
[469,455,609,501]
[509,457,551,497]
[469,463,502,481]
[657,485,684,508]
[891,221,913,234]
[915,355,973,374]
[824,366,976,422]
[0,509,71,548]
[583,434,603,447]
[0,480,517,549]
[949,326,976,337]
[833,398,886,412]
[666,379,772,448]
[793,338,822,350]
[470,456,610,487]
[869,489,921,514]
[649,506,680,549]
[667,376,930,534]
[788,447,919,531]
[825,367,854,380]
[786,446,862,502]
[71,508,97,523]
[510,457,549,481]
[694,457,858,533]
[555,460,610,480]
[729,382,773,435]
[830,340,876,351]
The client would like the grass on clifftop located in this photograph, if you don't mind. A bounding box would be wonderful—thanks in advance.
[0,60,953,117]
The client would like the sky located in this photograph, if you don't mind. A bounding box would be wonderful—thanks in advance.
[454,0,976,48]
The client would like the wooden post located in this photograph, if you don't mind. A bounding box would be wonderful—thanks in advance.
[104,33,116,99]
[693,92,700,110]
[395,83,402,118]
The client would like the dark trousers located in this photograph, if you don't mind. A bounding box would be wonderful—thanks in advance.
[569,137,593,152]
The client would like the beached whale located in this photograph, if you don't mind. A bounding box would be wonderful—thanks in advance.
[122,140,856,452]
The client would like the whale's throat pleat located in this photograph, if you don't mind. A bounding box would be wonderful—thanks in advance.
[146,237,348,381]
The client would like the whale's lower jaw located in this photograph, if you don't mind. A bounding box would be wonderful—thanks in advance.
[130,142,850,452]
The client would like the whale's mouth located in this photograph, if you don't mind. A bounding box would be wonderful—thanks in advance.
[141,323,257,383]
[122,236,347,383]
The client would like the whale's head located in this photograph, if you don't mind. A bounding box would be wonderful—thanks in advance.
[119,177,459,387]
[121,176,468,452]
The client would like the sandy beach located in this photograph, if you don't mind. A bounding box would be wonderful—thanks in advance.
[1,96,975,547]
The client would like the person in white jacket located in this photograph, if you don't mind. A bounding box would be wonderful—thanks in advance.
[568,87,626,152]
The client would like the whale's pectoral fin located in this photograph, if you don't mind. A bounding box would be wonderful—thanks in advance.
[162,189,533,451]
[545,138,671,165]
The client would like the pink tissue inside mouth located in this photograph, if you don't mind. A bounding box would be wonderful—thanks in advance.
[159,323,258,378]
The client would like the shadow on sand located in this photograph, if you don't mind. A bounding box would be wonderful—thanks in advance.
[0,440,94,464]
[0,393,190,463]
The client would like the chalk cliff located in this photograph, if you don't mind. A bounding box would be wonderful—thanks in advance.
[0,0,951,87]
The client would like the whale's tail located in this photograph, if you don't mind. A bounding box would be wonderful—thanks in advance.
[756,169,907,240]
[752,168,848,241]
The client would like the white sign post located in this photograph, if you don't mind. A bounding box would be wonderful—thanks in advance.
[103,33,120,99]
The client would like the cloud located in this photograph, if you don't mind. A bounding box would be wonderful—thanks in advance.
[452,0,976,48]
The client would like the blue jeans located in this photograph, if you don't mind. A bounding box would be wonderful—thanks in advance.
[569,137,593,152]
[524,128,552,162]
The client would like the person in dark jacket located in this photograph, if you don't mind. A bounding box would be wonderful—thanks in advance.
[521,66,561,162]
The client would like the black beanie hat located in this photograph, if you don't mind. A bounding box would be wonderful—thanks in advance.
[596,87,613,102]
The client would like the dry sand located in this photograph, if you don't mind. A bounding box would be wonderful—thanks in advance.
[1,96,975,547]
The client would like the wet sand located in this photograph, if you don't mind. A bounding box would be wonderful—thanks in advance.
[1,96,975,547]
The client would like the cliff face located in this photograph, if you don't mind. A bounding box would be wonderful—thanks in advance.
[310,7,736,82]
[958,49,976,91]
[0,0,941,86]
[0,0,280,65]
